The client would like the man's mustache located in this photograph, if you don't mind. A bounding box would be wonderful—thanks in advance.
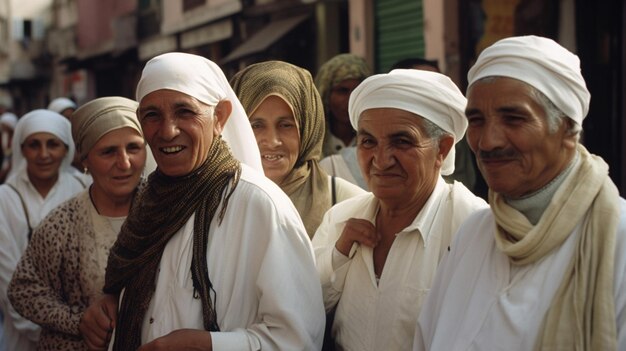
[477,148,518,161]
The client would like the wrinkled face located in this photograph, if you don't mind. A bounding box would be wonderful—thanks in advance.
[465,78,576,198]
[329,78,361,126]
[357,108,449,203]
[249,95,300,185]
[83,127,146,203]
[21,132,68,183]
[138,89,223,177]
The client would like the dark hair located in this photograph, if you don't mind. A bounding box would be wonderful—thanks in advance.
[391,58,440,72]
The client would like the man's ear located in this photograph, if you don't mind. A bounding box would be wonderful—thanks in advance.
[213,100,232,136]
[436,135,455,167]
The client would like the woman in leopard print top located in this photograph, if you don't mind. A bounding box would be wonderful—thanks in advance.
[7,97,148,350]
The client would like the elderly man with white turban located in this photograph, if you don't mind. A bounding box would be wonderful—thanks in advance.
[414,35,626,351]
[311,69,487,351]
[79,52,325,350]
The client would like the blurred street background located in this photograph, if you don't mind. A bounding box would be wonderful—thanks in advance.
[0,0,624,195]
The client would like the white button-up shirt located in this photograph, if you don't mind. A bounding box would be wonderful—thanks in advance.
[312,177,487,350]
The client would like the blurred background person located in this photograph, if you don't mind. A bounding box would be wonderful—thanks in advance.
[316,54,372,190]
[8,97,148,350]
[48,97,94,185]
[0,112,18,184]
[47,97,77,119]
[0,109,84,350]
[390,57,441,72]
[231,60,364,238]
[315,53,371,157]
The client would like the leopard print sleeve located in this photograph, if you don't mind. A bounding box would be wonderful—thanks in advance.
[8,191,90,337]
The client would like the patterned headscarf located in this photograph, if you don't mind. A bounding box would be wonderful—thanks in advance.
[314,54,371,155]
[231,61,330,237]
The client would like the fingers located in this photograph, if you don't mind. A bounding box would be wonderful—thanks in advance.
[335,218,379,255]
[80,295,118,350]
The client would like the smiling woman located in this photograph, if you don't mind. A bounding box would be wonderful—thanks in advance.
[7,97,150,350]
[0,109,85,350]
[231,60,365,237]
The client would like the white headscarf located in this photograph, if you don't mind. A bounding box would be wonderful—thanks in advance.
[467,35,590,125]
[7,109,75,183]
[0,112,18,130]
[136,52,262,171]
[47,97,77,114]
[348,69,468,176]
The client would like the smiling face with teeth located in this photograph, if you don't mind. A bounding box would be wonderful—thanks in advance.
[138,89,231,177]
[249,95,300,185]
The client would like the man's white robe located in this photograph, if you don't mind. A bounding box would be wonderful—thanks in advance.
[115,165,326,350]
[312,178,487,350]
[414,200,626,350]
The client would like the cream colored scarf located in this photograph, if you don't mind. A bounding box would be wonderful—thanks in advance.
[491,144,619,350]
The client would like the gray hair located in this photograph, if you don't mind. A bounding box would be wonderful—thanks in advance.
[528,85,581,140]
[421,117,452,151]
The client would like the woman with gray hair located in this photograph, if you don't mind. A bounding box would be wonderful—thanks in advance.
[8,97,149,350]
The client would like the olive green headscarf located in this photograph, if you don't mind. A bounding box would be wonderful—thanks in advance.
[231,61,329,237]
[314,54,371,156]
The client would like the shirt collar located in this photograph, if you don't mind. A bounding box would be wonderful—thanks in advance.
[401,176,447,244]
[338,177,447,245]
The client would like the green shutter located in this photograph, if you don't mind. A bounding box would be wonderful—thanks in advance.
[375,0,424,73]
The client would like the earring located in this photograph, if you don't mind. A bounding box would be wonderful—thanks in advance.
[83,167,88,175]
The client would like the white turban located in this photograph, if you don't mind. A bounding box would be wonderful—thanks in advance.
[8,109,75,182]
[47,97,77,114]
[467,35,590,125]
[136,52,262,171]
[348,69,468,176]
[0,112,18,130]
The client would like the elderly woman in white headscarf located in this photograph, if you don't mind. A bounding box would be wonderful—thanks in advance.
[7,97,150,351]
[311,69,487,351]
[0,110,85,351]
[80,53,324,351]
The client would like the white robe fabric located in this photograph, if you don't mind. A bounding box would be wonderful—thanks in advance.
[414,199,626,351]
[0,168,84,351]
[320,147,368,191]
[312,177,487,350]
[107,165,325,350]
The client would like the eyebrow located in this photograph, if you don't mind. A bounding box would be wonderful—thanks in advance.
[357,129,415,139]
[466,105,529,116]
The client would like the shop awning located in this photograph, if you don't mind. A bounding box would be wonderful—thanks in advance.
[221,14,309,64]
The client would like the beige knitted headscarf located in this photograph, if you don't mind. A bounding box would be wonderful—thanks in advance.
[231,60,329,237]
[71,96,142,160]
